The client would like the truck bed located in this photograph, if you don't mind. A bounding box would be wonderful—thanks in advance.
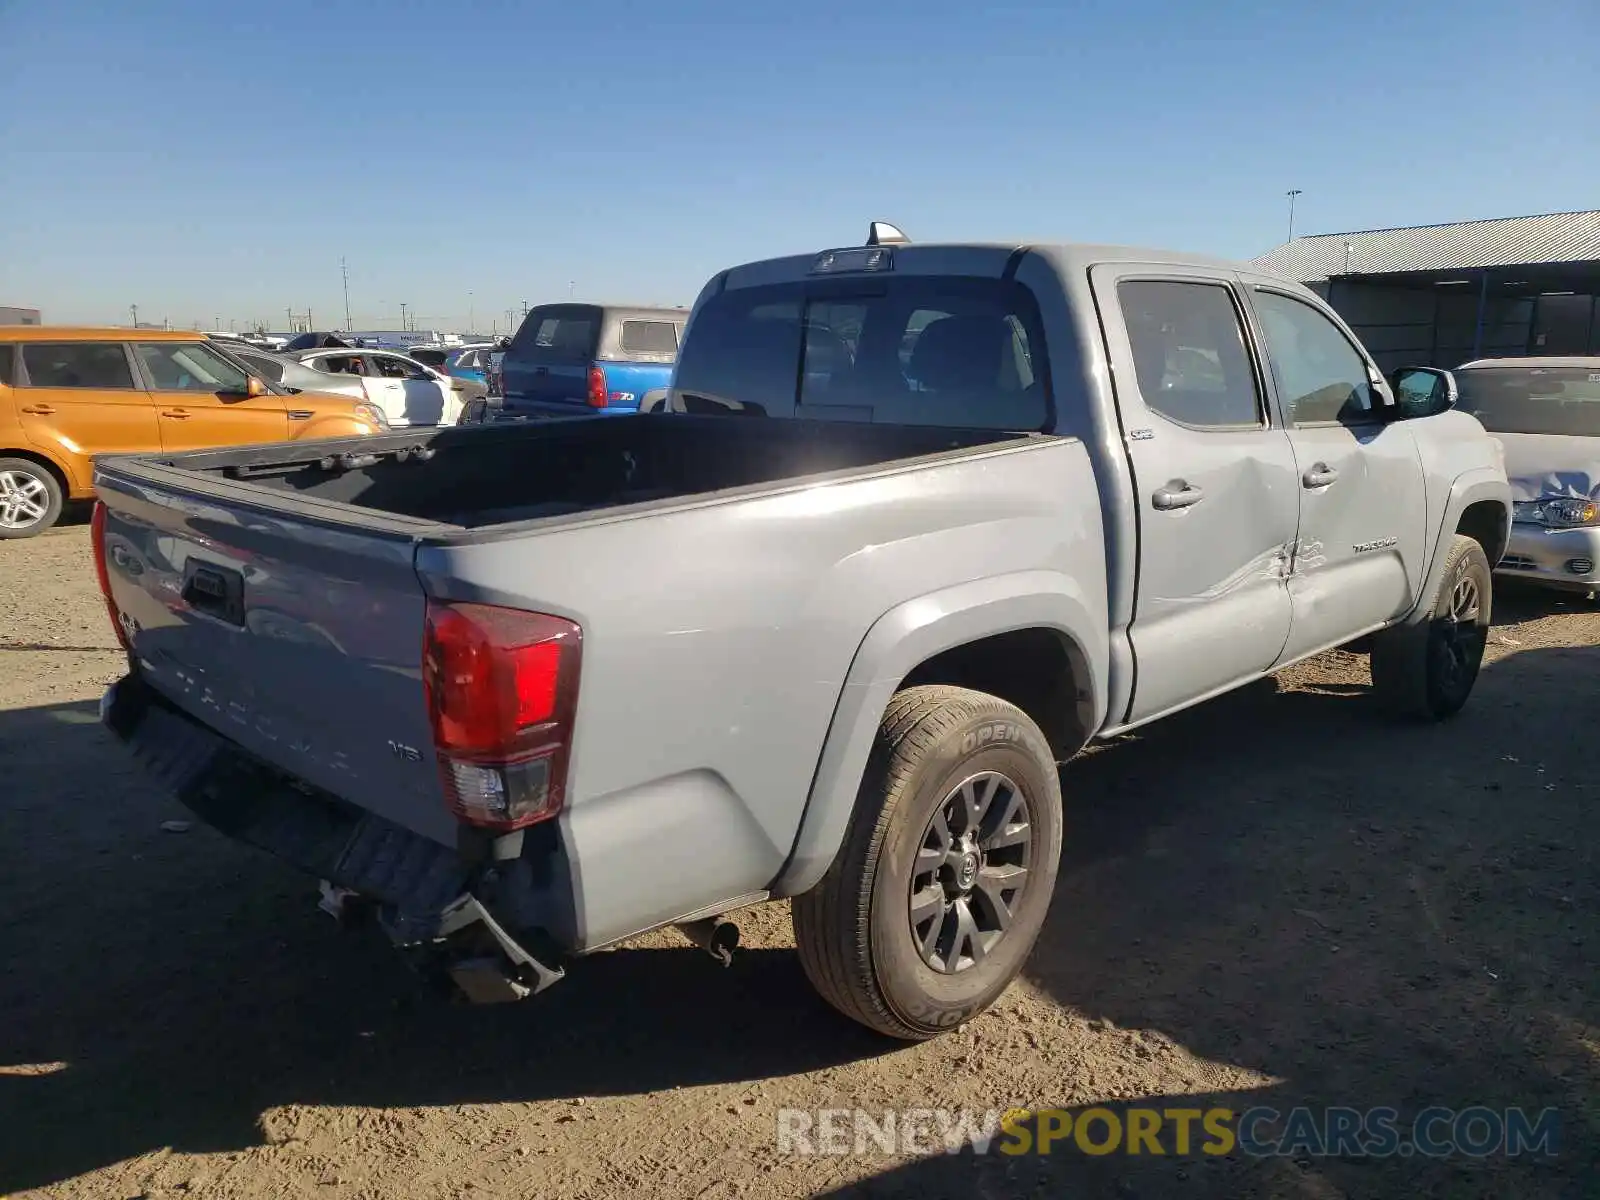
[137,415,1033,531]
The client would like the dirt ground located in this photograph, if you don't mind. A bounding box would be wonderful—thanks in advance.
[1,516,1595,1199]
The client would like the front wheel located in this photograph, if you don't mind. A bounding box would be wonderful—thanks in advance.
[1370,534,1492,719]
[792,685,1063,1040]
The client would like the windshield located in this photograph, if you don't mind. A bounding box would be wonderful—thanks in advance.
[672,276,1051,430]
[1455,366,1600,436]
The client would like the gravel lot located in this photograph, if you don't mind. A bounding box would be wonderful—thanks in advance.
[1,519,1596,1199]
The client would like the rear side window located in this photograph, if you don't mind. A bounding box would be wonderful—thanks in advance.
[20,343,136,389]
[618,319,679,356]
[1117,281,1262,428]
[510,307,599,363]
[673,277,1050,429]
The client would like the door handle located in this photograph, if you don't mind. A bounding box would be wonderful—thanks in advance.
[1152,481,1205,510]
[19,405,56,415]
[1302,463,1339,488]
[160,409,191,419]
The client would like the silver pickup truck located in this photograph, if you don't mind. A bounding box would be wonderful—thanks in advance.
[94,229,1510,1040]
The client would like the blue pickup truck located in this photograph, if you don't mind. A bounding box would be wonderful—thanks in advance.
[495,303,685,418]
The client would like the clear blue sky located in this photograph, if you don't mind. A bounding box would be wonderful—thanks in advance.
[2,0,1596,333]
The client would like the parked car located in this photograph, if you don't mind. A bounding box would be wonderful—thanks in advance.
[495,304,685,418]
[1437,356,1600,592]
[0,327,385,537]
[285,347,485,427]
[444,344,494,388]
[216,341,371,401]
[94,228,1508,1037]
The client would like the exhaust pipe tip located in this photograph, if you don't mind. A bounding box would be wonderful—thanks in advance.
[675,916,740,966]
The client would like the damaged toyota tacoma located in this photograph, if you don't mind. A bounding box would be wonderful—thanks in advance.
[95,226,1509,1039]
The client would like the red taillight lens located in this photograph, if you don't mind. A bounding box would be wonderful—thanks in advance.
[423,600,581,830]
[91,501,131,652]
[586,364,607,409]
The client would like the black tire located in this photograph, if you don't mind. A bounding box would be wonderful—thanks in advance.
[1370,534,1492,720]
[792,685,1063,1040]
[0,457,64,539]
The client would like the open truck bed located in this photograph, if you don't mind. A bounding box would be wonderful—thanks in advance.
[128,414,1034,532]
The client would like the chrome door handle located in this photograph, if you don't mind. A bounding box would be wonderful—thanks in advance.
[1302,463,1339,488]
[160,409,191,419]
[1152,481,1205,510]
[20,405,56,415]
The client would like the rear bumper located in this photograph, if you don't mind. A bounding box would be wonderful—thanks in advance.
[101,673,566,1000]
[1495,523,1600,591]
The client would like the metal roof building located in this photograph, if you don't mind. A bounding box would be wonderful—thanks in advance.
[1254,209,1600,370]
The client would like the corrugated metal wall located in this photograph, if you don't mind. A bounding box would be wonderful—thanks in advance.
[1323,282,1539,370]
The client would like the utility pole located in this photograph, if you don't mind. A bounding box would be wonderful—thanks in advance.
[468,291,475,335]
[286,306,294,332]
[341,257,352,331]
[1286,189,1303,242]
[400,302,408,332]
[129,303,139,328]
[568,281,575,299]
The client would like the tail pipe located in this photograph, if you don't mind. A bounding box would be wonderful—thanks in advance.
[675,916,740,966]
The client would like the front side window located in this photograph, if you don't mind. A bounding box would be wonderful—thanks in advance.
[1117,281,1262,429]
[1253,290,1377,425]
[20,343,135,389]
[0,345,14,385]
[673,276,1049,429]
[135,343,251,393]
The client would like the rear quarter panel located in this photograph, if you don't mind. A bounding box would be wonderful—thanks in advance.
[415,436,1109,948]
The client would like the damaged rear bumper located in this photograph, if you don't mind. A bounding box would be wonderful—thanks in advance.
[100,672,566,1001]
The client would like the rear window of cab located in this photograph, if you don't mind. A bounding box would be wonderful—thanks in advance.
[672,275,1051,430]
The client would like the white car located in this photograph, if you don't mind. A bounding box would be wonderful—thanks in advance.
[286,348,480,427]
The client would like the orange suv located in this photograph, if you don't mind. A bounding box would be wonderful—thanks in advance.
[0,328,387,537]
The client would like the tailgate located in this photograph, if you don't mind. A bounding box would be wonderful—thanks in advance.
[97,471,455,846]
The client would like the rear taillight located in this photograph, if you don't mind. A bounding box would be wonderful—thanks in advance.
[423,600,582,830]
[586,364,607,409]
[90,501,131,652]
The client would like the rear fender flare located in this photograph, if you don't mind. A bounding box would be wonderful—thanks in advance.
[769,571,1106,897]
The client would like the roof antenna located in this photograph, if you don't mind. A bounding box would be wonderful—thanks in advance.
[866,221,910,247]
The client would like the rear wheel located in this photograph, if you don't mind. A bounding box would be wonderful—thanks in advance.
[0,458,64,539]
[1370,534,1491,719]
[792,685,1063,1040]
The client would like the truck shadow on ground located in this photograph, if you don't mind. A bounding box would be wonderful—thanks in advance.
[0,633,1595,1195]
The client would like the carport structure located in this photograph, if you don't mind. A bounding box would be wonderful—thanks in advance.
[1254,209,1600,373]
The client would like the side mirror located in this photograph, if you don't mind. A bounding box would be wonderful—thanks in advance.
[1389,366,1457,419]
[246,376,268,399]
